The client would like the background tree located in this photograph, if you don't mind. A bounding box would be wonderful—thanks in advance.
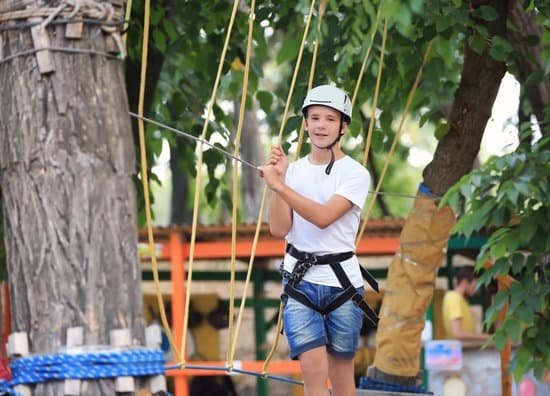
[0,0,146,394]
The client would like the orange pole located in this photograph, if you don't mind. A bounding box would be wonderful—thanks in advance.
[497,274,512,396]
[170,232,188,396]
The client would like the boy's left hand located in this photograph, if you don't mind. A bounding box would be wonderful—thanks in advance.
[258,165,284,192]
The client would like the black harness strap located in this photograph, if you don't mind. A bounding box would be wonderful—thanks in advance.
[281,244,379,327]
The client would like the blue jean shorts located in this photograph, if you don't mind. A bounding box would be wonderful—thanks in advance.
[282,279,364,359]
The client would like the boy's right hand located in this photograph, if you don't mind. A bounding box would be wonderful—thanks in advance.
[266,144,288,176]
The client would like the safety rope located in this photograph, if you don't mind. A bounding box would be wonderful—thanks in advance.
[0,349,164,392]
[122,0,133,43]
[226,0,256,369]
[294,0,327,159]
[362,18,388,167]
[350,7,381,108]
[135,0,182,364]
[356,39,434,245]
[230,0,318,376]
[181,0,241,367]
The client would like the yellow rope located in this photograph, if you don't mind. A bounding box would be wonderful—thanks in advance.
[294,0,327,160]
[229,187,268,363]
[121,0,133,43]
[351,7,381,108]
[262,301,284,376]
[228,0,317,373]
[135,0,182,362]
[227,0,256,368]
[362,18,387,167]
[355,40,434,246]
[180,0,241,366]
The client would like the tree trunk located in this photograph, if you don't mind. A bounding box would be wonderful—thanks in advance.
[170,144,192,225]
[508,1,550,134]
[372,0,508,382]
[238,107,265,223]
[423,47,507,194]
[228,100,265,224]
[0,2,145,394]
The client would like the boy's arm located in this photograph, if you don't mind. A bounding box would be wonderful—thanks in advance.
[267,189,293,237]
[261,165,352,229]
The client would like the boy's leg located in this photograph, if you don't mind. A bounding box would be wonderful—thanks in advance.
[328,355,355,396]
[299,346,330,396]
[325,286,364,396]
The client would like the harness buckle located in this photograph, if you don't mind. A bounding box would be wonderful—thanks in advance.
[303,253,318,267]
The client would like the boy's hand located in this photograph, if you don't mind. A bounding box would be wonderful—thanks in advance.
[266,144,288,176]
[258,165,284,192]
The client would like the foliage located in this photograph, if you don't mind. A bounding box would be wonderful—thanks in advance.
[124,0,470,221]
[441,131,550,381]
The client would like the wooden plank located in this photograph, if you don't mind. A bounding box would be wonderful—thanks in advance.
[0,0,32,14]
[30,20,55,75]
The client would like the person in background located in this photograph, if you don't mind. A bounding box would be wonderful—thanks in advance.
[442,265,490,344]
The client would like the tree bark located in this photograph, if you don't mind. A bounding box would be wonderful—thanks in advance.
[238,106,265,223]
[508,1,550,134]
[0,2,145,394]
[422,6,508,195]
[373,0,508,382]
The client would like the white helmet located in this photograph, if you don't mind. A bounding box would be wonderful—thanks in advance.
[301,84,352,124]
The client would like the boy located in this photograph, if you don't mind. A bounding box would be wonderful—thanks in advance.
[259,85,377,396]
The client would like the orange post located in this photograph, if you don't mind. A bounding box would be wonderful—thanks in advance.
[497,274,512,396]
[170,231,188,396]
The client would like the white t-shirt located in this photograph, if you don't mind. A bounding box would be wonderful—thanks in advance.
[282,155,371,288]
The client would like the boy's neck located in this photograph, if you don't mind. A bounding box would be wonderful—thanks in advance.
[308,146,345,165]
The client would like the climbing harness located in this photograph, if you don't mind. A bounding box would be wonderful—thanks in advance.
[281,244,379,327]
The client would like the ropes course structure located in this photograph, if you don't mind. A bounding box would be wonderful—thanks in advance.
[0,0,439,394]
[132,0,435,391]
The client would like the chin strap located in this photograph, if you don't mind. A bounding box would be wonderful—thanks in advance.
[318,118,344,175]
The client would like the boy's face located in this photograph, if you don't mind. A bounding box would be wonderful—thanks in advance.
[304,105,348,147]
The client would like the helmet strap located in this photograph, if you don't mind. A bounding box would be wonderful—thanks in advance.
[307,116,346,175]
[323,118,345,175]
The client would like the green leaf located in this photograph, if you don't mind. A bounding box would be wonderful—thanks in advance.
[516,302,534,323]
[468,35,487,54]
[474,24,489,38]
[503,318,522,342]
[276,34,300,64]
[519,217,538,244]
[256,91,274,114]
[492,330,508,350]
[490,36,514,62]
[152,30,167,54]
[472,6,498,21]
[525,70,545,86]
[434,121,450,140]
[511,253,525,274]
[163,19,178,43]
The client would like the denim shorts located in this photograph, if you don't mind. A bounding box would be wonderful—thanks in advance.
[282,279,364,359]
